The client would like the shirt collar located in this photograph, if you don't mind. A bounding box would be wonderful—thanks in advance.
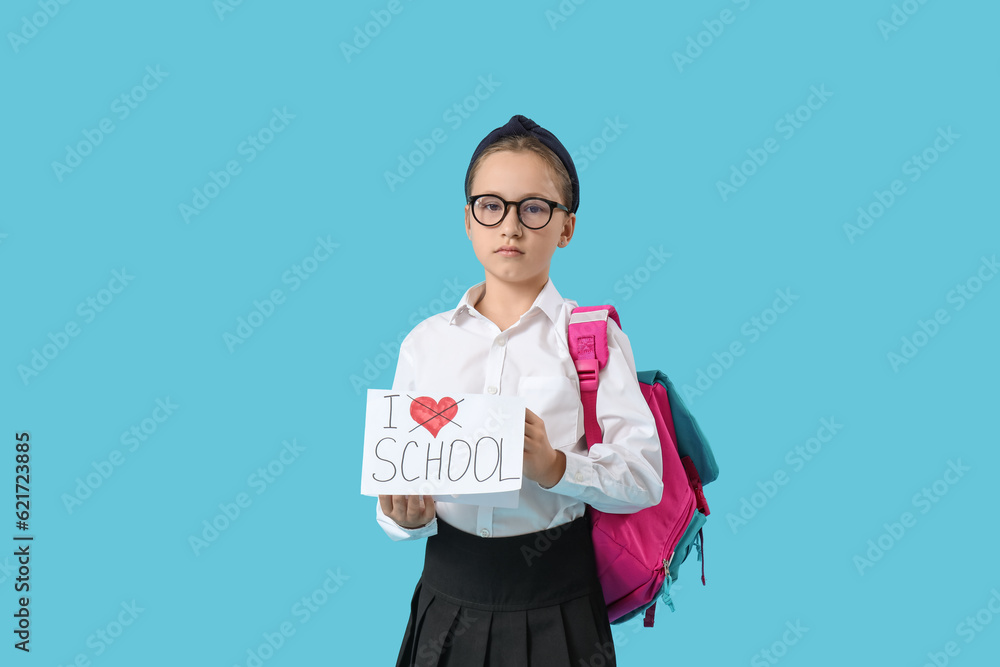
[449,278,566,326]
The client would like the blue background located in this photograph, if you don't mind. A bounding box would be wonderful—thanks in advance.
[2,0,998,664]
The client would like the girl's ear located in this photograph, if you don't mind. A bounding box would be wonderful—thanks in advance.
[465,204,473,239]
[559,212,576,247]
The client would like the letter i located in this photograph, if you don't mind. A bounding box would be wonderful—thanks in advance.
[384,394,399,428]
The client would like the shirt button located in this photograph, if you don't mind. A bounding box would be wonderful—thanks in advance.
[496,337,506,347]
[575,472,584,483]
[480,529,490,537]
[487,386,498,395]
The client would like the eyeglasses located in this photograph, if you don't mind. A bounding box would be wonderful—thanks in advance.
[467,194,570,230]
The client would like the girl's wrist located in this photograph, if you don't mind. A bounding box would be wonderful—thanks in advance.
[539,450,566,489]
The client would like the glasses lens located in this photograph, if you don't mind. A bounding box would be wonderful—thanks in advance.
[473,196,504,225]
[519,199,552,229]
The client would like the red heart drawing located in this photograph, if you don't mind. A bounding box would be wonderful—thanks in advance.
[410,396,459,437]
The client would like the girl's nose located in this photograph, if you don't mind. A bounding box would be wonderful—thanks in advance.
[498,203,522,237]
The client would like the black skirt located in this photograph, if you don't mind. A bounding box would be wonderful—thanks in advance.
[395,516,616,667]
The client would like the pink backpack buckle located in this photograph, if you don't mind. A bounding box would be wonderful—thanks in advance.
[575,358,600,392]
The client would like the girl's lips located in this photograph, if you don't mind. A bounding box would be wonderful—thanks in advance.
[496,247,523,256]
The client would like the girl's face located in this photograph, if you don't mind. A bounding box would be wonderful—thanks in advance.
[464,150,575,290]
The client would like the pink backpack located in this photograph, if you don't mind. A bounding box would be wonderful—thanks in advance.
[569,305,718,627]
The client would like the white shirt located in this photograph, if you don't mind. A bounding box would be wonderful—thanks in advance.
[375,278,663,540]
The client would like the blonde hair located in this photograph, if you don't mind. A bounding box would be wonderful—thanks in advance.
[465,134,574,210]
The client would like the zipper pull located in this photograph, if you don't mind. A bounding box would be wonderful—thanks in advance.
[663,550,675,577]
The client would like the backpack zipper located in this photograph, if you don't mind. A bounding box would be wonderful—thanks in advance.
[663,551,674,577]
[660,552,678,614]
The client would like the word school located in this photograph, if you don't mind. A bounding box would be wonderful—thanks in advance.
[371,436,519,487]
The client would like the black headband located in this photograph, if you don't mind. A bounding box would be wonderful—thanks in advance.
[465,114,579,213]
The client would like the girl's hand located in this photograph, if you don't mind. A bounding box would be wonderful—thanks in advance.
[523,408,567,488]
[379,494,436,529]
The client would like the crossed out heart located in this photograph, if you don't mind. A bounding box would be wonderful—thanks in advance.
[409,396,460,437]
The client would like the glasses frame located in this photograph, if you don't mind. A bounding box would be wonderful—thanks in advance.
[467,194,571,230]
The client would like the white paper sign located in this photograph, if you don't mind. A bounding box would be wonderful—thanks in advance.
[360,389,525,497]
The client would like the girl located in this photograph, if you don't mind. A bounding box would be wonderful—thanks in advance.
[377,114,663,666]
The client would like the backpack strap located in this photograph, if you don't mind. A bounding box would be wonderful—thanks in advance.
[568,306,620,448]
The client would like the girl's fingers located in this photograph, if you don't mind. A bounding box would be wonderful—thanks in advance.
[523,410,547,446]
[416,494,425,514]
[406,496,423,523]
[524,415,539,440]
[392,495,407,520]
[381,494,435,528]
[523,422,546,450]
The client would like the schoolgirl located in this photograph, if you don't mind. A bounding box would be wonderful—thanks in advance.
[377,114,663,666]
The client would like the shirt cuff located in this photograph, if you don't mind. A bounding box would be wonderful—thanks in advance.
[539,450,592,498]
[375,500,439,541]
